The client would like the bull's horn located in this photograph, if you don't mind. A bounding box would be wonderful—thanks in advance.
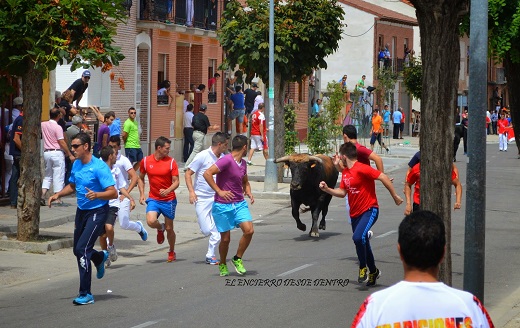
[308,156,323,164]
[274,155,292,163]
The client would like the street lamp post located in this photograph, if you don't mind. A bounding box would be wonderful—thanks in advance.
[264,0,277,192]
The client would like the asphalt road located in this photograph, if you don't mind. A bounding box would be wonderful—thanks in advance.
[1,144,519,327]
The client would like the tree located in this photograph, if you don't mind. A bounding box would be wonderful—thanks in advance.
[403,59,422,100]
[218,0,345,178]
[0,0,126,241]
[488,0,520,156]
[409,0,469,285]
[306,81,345,154]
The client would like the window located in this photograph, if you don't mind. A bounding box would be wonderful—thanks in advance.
[157,54,169,105]
[208,58,217,103]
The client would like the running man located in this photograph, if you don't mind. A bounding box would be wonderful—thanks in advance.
[99,146,138,266]
[108,136,147,240]
[185,132,229,265]
[319,142,402,286]
[203,135,254,277]
[139,136,180,262]
[48,132,117,305]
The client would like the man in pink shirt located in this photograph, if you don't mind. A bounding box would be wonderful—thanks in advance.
[41,107,75,205]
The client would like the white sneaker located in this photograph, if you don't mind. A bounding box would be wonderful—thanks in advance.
[368,230,374,240]
[105,257,111,267]
[108,245,118,262]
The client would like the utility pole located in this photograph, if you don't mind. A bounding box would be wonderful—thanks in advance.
[264,0,277,192]
[464,0,488,302]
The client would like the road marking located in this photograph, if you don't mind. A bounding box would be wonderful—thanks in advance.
[253,219,264,223]
[375,230,397,238]
[130,321,159,328]
[277,263,315,277]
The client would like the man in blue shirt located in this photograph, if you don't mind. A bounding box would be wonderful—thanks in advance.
[49,132,117,305]
[228,85,246,135]
[392,108,402,139]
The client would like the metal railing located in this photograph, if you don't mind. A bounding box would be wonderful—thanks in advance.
[139,0,220,30]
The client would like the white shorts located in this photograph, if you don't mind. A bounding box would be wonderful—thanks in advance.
[250,135,264,150]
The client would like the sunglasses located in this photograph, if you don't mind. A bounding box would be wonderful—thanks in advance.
[129,112,136,114]
[84,76,90,79]
[71,143,85,149]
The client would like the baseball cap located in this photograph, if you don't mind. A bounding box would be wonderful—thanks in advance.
[72,115,83,125]
[13,97,23,106]
[251,83,258,88]
[82,70,91,77]
[199,104,208,111]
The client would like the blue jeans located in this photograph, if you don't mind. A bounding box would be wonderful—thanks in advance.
[73,204,108,296]
[351,207,379,272]
[9,157,20,206]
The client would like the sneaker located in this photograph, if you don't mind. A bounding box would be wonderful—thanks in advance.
[206,256,219,265]
[136,221,148,241]
[231,257,246,275]
[73,293,94,305]
[366,268,381,287]
[167,250,176,262]
[105,257,111,268]
[247,161,253,166]
[358,267,368,283]
[367,230,373,240]
[219,263,229,276]
[96,250,109,279]
[157,224,165,245]
[108,245,118,262]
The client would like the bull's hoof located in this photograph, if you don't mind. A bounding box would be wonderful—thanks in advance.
[319,222,326,230]
[309,230,320,238]
[297,223,306,231]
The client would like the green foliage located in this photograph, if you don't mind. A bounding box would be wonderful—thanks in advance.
[306,81,344,154]
[0,0,127,77]
[284,103,299,154]
[218,0,345,84]
[376,68,398,105]
[489,0,520,63]
[403,59,422,100]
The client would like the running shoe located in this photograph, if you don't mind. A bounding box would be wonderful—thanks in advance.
[206,256,219,265]
[157,224,165,244]
[167,250,176,262]
[358,267,368,283]
[73,293,94,305]
[247,161,253,166]
[96,250,109,279]
[105,257,111,268]
[231,257,246,275]
[108,245,118,262]
[366,268,381,287]
[219,263,229,276]
[136,221,148,241]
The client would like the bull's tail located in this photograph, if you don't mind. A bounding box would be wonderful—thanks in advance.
[300,205,311,213]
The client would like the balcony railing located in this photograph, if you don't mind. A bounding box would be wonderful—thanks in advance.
[139,0,220,30]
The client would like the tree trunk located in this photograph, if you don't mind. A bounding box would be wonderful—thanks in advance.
[17,63,43,241]
[274,72,287,182]
[503,56,520,156]
[411,0,468,285]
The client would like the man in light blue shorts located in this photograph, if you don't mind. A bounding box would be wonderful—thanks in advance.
[203,135,254,277]
[228,86,246,135]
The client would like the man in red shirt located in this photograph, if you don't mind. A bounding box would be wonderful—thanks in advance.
[246,103,268,165]
[139,137,180,262]
[320,142,403,287]
[404,163,462,215]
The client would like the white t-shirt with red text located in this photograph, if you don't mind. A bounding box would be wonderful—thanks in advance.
[352,281,494,328]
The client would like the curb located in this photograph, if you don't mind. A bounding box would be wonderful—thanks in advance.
[0,214,76,234]
[0,236,73,254]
